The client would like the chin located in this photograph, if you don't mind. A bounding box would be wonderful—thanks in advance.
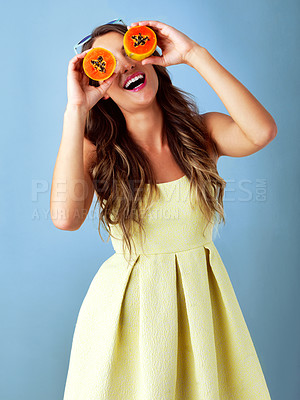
[133,94,158,108]
[112,85,158,111]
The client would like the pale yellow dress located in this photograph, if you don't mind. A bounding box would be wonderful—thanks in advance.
[63,174,271,399]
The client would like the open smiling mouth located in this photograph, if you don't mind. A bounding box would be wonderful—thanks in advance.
[123,73,146,91]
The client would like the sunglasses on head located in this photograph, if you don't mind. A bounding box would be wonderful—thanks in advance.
[73,18,127,55]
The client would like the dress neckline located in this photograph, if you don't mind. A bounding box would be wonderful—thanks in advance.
[145,174,186,186]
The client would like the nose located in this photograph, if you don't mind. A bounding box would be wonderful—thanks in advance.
[116,54,136,75]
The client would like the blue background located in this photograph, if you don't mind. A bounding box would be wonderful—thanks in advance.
[1,0,299,399]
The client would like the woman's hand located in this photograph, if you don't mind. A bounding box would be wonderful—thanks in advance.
[66,49,117,112]
[128,20,199,67]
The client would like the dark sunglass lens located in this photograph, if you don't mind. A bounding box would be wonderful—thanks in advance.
[78,34,92,45]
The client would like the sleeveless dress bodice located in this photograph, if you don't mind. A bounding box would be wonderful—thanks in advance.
[110,175,213,256]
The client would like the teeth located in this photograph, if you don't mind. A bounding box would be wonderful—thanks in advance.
[124,74,144,89]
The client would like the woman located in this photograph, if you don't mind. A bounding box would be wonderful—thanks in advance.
[51,19,276,399]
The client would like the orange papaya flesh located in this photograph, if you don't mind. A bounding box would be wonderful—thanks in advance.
[82,47,116,81]
[123,25,157,61]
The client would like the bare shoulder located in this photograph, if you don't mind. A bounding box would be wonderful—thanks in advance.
[201,111,276,158]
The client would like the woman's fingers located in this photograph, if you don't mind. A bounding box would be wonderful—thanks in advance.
[97,73,117,93]
[129,20,168,32]
[130,20,159,27]
[141,55,165,66]
[68,49,92,72]
[69,49,90,65]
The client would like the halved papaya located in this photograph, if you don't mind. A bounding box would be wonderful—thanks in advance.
[82,47,116,81]
[123,25,157,61]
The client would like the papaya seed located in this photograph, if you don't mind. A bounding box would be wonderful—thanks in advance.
[90,55,107,73]
[131,33,150,48]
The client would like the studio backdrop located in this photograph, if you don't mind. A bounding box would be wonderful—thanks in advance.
[0,1,299,399]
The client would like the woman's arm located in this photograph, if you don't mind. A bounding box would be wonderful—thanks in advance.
[129,20,278,158]
[50,50,117,230]
[50,105,96,230]
[184,45,277,157]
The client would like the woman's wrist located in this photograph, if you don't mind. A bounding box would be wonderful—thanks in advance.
[65,103,89,117]
[183,43,207,68]
[63,104,89,139]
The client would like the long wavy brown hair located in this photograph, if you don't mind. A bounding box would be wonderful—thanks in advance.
[81,22,226,259]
